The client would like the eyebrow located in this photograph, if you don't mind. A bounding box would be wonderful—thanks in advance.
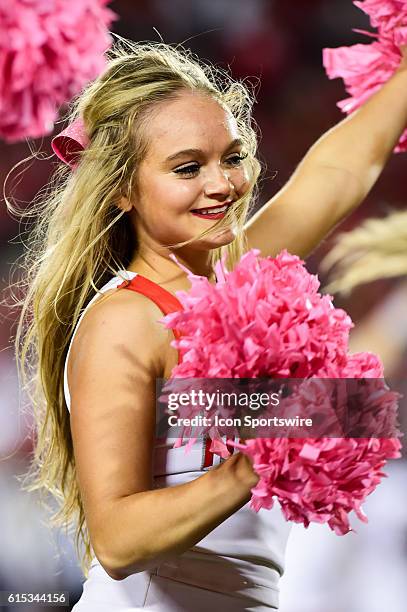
[165,138,244,163]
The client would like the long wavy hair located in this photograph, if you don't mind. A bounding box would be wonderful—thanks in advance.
[322,209,407,294]
[6,38,262,577]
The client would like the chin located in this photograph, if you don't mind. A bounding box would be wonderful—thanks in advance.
[197,227,236,250]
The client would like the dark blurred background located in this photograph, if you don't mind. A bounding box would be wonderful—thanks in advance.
[1,1,406,611]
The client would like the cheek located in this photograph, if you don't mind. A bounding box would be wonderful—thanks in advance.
[151,178,202,213]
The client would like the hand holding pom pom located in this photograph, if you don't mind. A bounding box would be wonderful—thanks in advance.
[323,0,407,152]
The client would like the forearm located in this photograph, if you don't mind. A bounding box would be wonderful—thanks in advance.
[98,453,257,580]
[244,62,407,260]
[304,66,407,197]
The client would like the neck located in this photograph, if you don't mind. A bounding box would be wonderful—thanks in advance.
[127,244,217,286]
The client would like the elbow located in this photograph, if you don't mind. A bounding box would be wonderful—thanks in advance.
[107,569,129,582]
[92,536,130,581]
[89,506,161,579]
[94,546,128,581]
[95,541,156,581]
[97,550,135,581]
[104,565,127,582]
[102,556,158,581]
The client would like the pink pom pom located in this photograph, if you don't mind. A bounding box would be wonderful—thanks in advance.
[162,249,402,534]
[164,249,354,380]
[322,0,407,152]
[232,436,401,534]
[0,0,117,142]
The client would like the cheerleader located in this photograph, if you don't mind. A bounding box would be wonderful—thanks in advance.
[12,39,407,610]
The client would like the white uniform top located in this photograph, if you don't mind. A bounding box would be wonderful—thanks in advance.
[65,271,291,611]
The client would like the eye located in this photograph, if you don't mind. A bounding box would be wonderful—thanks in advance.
[173,163,200,177]
[224,152,249,166]
[172,152,248,178]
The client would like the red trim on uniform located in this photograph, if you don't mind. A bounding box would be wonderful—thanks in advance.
[118,275,183,360]
[119,273,216,467]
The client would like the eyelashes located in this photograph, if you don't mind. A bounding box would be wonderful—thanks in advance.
[173,152,248,177]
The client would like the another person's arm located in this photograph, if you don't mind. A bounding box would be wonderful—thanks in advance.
[244,47,407,259]
[69,290,258,581]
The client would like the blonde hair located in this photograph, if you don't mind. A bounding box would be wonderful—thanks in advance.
[6,38,262,577]
[321,210,407,295]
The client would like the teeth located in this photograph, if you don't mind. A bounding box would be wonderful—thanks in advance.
[194,205,228,215]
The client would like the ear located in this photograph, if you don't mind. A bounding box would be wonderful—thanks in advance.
[117,195,133,212]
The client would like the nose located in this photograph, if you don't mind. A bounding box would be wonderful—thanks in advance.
[204,166,234,202]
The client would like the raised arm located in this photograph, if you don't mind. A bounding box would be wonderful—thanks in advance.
[244,48,407,259]
[68,289,258,581]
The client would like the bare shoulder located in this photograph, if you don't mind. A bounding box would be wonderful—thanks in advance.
[68,286,171,389]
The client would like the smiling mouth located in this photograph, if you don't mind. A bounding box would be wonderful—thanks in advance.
[190,203,232,219]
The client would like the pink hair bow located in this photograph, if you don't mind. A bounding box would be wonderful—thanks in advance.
[51,118,89,168]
